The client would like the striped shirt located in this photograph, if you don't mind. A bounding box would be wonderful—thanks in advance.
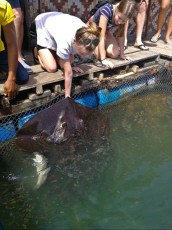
[92,3,114,29]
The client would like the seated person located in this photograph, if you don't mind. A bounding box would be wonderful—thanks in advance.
[87,0,136,68]
[0,0,29,100]
[31,12,101,98]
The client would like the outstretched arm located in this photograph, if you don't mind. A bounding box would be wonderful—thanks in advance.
[97,14,107,61]
[3,21,18,99]
[117,36,132,61]
[59,57,84,97]
[97,15,115,68]
[62,60,73,98]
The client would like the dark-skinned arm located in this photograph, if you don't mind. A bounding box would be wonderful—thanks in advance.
[3,21,18,100]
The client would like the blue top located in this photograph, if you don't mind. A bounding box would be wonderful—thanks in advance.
[92,3,114,29]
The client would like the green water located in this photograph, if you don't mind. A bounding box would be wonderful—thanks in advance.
[0,90,172,229]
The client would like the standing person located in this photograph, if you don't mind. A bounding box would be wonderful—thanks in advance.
[7,0,31,70]
[151,0,172,44]
[31,12,101,98]
[124,0,149,50]
[88,0,136,68]
[0,0,29,100]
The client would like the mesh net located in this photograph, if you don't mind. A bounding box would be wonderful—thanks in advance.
[0,61,172,153]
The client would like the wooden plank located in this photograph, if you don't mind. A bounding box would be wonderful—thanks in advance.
[150,48,172,59]
[0,50,159,95]
[144,39,172,59]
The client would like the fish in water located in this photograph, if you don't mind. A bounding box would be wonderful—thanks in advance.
[15,97,111,188]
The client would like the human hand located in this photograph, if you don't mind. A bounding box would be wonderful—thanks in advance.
[72,66,84,73]
[4,79,17,100]
[101,59,115,69]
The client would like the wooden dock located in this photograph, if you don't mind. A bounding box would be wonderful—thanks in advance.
[0,50,160,95]
[0,39,172,115]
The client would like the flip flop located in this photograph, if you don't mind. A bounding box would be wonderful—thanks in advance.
[134,44,149,51]
[150,34,161,43]
[94,59,104,67]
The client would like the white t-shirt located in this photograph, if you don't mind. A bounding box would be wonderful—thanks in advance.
[35,12,86,60]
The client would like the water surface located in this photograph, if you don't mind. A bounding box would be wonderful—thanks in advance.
[0,90,172,229]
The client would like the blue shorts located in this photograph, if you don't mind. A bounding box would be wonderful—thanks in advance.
[0,50,29,85]
[7,0,24,9]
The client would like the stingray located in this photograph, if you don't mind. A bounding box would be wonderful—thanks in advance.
[16,97,110,152]
[15,97,112,189]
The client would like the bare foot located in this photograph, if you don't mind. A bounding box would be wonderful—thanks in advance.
[150,33,161,43]
[165,38,172,44]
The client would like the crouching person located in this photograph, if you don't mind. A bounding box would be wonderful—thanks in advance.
[31,12,101,98]
[0,0,29,100]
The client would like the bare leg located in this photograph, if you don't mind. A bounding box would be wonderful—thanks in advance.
[12,7,31,70]
[38,48,58,73]
[124,20,129,47]
[135,0,149,46]
[12,8,24,61]
[151,0,170,42]
[94,32,119,60]
[106,32,120,58]
[165,7,172,43]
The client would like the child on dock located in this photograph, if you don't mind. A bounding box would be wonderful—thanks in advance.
[87,0,136,68]
[31,12,101,98]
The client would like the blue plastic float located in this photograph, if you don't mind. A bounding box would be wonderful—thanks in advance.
[18,113,35,129]
[74,91,98,108]
[0,121,16,142]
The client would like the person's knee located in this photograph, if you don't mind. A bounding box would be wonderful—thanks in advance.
[46,66,57,73]
[108,49,120,59]
[160,4,169,11]
[138,1,147,13]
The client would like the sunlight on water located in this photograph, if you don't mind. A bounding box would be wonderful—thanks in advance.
[0,90,172,229]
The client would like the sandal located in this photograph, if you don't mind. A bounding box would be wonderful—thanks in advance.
[150,34,161,43]
[94,59,104,67]
[134,44,149,51]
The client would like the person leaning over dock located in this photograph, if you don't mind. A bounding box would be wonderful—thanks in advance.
[87,0,136,68]
[0,0,29,100]
[31,12,101,98]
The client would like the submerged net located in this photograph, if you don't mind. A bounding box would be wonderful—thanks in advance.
[0,62,172,153]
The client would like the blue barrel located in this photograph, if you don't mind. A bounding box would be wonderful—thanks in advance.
[74,92,98,108]
[0,121,16,143]
[18,113,35,129]
[133,82,146,91]
[119,85,134,97]
[97,88,120,105]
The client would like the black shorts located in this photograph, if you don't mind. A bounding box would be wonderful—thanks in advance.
[7,0,24,10]
[29,21,46,50]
